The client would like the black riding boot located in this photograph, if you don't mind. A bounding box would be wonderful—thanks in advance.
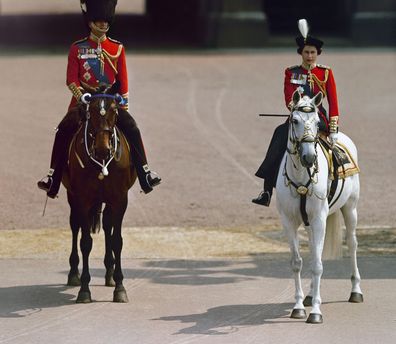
[252,121,289,206]
[117,109,161,193]
[38,108,81,198]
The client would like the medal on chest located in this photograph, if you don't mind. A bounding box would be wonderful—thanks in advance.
[78,45,105,76]
[290,73,307,85]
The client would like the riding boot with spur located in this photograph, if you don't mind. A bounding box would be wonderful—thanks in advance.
[117,109,161,193]
[38,108,81,198]
[252,181,273,206]
[252,121,289,206]
[37,129,69,198]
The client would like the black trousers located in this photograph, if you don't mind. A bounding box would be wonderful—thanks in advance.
[117,108,148,171]
[255,121,289,190]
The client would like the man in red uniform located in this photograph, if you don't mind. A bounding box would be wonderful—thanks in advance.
[252,19,340,206]
[38,0,161,198]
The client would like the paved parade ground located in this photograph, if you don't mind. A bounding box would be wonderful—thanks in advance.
[0,50,395,343]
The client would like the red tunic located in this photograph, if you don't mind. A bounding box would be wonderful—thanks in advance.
[284,64,339,130]
[66,34,128,109]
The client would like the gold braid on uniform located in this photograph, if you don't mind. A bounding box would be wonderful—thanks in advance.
[102,45,123,74]
[68,82,83,101]
[311,69,329,97]
[329,116,339,133]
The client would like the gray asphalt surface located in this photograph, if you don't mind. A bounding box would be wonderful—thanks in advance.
[0,50,395,343]
[1,257,395,344]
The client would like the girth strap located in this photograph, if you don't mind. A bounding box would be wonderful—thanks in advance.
[326,141,346,208]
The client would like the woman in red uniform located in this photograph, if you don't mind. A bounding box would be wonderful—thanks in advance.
[252,19,339,206]
[38,0,161,198]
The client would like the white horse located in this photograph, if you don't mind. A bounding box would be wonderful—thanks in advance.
[276,90,363,324]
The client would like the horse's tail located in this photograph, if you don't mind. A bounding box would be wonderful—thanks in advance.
[91,204,102,234]
[323,210,343,260]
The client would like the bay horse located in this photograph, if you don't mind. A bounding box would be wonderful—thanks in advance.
[62,89,136,303]
[276,90,363,323]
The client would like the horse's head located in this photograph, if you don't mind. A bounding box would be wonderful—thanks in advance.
[82,90,124,161]
[289,90,323,168]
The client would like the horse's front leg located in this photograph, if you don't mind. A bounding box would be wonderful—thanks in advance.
[306,215,327,324]
[111,199,128,303]
[282,214,306,319]
[103,205,115,287]
[76,223,93,303]
[67,208,81,286]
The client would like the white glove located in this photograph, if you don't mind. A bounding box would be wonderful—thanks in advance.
[329,132,338,146]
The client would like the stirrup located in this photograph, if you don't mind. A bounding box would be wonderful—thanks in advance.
[146,171,161,188]
[37,176,53,192]
[38,175,58,199]
[252,191,271,207]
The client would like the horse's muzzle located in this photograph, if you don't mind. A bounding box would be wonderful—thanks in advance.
[301,153,316,168]
[299,139,316,168]
[94,130,112,160]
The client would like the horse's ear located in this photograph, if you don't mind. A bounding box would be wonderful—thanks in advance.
[292,89,301,106]
[312,91,323,107]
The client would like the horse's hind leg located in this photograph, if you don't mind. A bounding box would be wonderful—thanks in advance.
[341,200,363,303]
[283,216,306,319]
[103,205,115,287]
[67,205,81,286]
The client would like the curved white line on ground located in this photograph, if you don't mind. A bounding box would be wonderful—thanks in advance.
[180,66,259,185]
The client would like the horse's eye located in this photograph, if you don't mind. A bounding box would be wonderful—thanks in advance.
[292,118,299,125]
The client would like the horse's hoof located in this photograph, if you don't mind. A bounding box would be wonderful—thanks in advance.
[303,296,312,307]
[76,290,92,303]
[348,292,364,303]
[290,308,306,319]
[67,274,81,287]
[105,274,116,287]
[306,313,323,324]
[113,287,129,303]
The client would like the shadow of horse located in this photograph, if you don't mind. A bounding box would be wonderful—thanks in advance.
[153,303,294,335]
[115,256,396,287]
[0,284,76,318]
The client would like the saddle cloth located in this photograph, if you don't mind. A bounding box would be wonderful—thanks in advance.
[318,134,360,180]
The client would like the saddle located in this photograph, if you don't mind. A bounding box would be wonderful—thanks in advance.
[318,134,360,206]
[318,134,360,180]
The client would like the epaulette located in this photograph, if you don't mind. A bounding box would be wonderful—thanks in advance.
[287,65,300,70]
[72,37,88,46]
[317,64,331,70]
[108,37,123,45]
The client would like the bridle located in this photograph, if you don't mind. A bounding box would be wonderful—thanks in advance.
[284,107,320,226]
[287,109,319,156]
[83,93,122,178]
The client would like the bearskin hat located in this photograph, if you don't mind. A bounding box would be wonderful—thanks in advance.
[80,0,118,25]
[295,19,323,55]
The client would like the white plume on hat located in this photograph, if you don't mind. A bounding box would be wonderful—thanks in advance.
[298,19,309,39]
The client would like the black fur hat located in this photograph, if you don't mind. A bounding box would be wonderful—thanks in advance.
[80,0,118,24]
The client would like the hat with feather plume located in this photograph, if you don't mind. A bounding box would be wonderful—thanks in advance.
[295,19,323,55]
